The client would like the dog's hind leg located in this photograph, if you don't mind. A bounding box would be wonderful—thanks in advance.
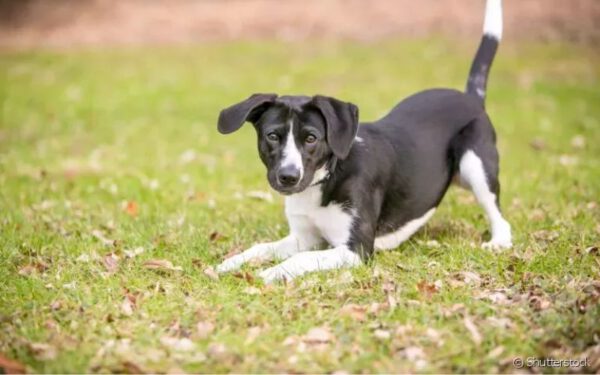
[455,118,512,250]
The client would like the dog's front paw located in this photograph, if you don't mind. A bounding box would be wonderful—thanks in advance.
[482,238,512,251]
[259,265,290,284]
[216,255,244,274]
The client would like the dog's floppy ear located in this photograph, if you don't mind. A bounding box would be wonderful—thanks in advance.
[218,93,277,134]
[311,95,359,159]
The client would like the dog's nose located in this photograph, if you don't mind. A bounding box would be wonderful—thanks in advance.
[277,166,300,187]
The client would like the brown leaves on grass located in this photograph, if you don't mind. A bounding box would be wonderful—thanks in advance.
[18,259,49,276]
[0,354,26,374]
[417,280,441,299]
[463,316,482,345]
[209,231,226,242]
[103,253,120,274]
[143,259,183,272]
[123,201,138,217]
[340,304,368,321]
[28,342,57,361]
[303,327,335,345]
[203,266,219,281]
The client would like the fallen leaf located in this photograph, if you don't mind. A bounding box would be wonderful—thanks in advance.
[246,190,273,202]
[528,295,551,311]
[417,280,439,298]
[243,286,261,295]
[487,345,505,359]
[91,229,116,247]
[340,304,367,321]
[0,353,26,374]
[245,326,262,345]
[29,342,57,361]
[160,336,196,352]
[206,343,227,360]
[209,231,225,242]
[529,138,546,151]
[18,265,37,276]
[203,266,219,281]
[223,246,242,259]
[121,360,145,374]
[196,321,215,339]
[121,294,137,316]
[402,346,425,361]
[103,253,119,273]
[124,201,138,217]
[143,259,183,272]
[463,316,482,344]
[124,247,144,259]
[374,329,391,340]
[303,327,334,344]
[233,271,255,284]
[532,230,560,242]
[571,135,585,149]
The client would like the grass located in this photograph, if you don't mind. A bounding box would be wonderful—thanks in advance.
[1,38,599,373]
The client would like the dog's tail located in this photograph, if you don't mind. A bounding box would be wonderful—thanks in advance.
[465,0,502,105]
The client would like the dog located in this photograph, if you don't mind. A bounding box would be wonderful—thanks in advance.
[215,0,511,283]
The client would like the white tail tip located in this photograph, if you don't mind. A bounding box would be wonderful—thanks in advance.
[483,0,503,40]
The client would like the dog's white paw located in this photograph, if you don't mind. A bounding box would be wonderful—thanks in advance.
[483,220,512,251]
[259,265,290,284]
[482,235,512,251]
[215,255,244,273]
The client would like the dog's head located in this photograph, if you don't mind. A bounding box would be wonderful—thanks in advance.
[218,94,359,195]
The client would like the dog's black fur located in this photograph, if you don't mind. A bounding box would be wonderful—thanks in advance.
[217,6,506,262]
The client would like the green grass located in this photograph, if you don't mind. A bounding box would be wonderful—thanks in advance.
[1,39,599,373]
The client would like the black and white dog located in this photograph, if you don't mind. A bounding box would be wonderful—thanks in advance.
[216,0,511,283]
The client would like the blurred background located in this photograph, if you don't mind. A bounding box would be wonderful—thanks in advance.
[1,0,599,48]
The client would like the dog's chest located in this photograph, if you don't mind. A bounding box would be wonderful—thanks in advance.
[284,185,354,246]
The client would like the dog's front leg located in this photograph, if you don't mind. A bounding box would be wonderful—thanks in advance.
[216,215,321,273]
[260,202,379,284]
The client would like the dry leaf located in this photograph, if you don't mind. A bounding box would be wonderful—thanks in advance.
[529,295,551,311]
[206,343,227,360]
[571,135,585,149]
[124,247,144,259]
[417,280,439,298]
[29,342,57,361]
[243,286,261,295]
[209,231,225,242]
[373,329,391,340]
[246,190,273,202]
[196,321,215,339]
[124,201,138,217]
[91,229,116,247]
[487,346,505,359]
[160,336,196,352]
[340,304,367,321]
[203,266,219,281]
[0,353,26,374]
[463,316,482,344]
[245,326,262,345]
[103,253,119,273]
[233,271,255,284]
[143,259,183,272]
[303,327,334,344]
[529,138,546,151]
[18,265,37,276]
[121,295,136,316]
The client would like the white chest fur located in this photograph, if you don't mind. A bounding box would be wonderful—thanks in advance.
[285,185,354,247]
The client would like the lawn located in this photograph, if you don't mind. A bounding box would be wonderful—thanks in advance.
[1,39,599,373]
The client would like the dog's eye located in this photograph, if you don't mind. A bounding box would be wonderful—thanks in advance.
[266,133,279,142]
[305,134,317,144]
